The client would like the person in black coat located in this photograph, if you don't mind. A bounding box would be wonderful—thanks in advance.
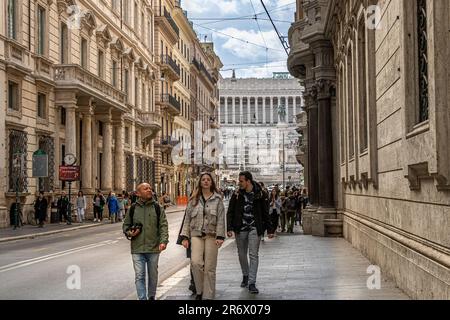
[34,191,48,228]
[57,191,71,225]
[227,171,275,294]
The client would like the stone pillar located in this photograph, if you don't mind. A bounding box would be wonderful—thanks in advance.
[81,108,93,192]
[101,115,113,191]
[0,65,6,224]
[270,97,274,124]
[65,105,77,157]
[224,96,228,124]
[303,88,318,235]
[232,96,236,124]
[263,97,266,124]
[114,119,125,192]
[91,116,98,191]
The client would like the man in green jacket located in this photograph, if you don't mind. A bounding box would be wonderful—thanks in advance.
[123,183,169,300]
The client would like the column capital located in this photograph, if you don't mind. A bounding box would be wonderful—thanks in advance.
[315,79,336,100]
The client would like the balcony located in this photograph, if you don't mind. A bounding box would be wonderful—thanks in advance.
[191,58,200,72]
[136,111,162,140]
[155,6,179,44]
[155,136,180,151]
[156,94,181,116]
[34,55,54,86]
[157,55,180,81]
[54,64,127,112]
[4,39,31,75]
[199,60,215,87]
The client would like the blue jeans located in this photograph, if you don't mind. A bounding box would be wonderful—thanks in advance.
[132,253,160,300]
[236,229,261,285]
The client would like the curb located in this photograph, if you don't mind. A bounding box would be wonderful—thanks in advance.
[0,223,105,243]
[0,208,186,244]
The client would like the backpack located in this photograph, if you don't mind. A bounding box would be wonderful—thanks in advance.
[128,202,161,230]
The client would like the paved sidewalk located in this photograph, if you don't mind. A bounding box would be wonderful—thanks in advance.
[157,226,409,300]
[0,205,186,243]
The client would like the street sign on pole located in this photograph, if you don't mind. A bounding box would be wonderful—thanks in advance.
[59,166,80,181]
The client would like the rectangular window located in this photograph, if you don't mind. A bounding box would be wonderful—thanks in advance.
[134,2,139,32]
[347,48,355,159]
[8,81,19,111]
[135,130,139,147]
[81,38,88,68]
[60,107,66,126]
[99,121,103,136]
[8,130,28,192]
[60,23,68,63]
[37,93,46,119]
[123,0,129,23]
[135,77,139,107]
[37,6,46,55]
[125,127,130,144]
[141,12,145,40]
[98,50,104,79]
[124,69,129,102]
[7,0,17,39]
[358,21,368,152]
[112,60,118,87]
[417,0,429,123]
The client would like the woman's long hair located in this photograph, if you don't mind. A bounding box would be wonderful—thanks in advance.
[190,172,221,207]
[270,189,278,203]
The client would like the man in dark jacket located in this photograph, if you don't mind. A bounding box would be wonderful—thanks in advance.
[123,183,169,300]
[57,191,71,225]
[227,171,275,294]
[34,191,48,228]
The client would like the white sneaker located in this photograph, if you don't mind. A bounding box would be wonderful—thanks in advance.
[94,218,97,222]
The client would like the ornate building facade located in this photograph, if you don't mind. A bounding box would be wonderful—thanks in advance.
[0,0,221,226]
[288,0,449,299]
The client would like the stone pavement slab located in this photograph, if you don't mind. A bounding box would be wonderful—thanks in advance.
[157,227,410,300]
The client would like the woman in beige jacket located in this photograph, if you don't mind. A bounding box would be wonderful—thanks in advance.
[180,172,225,300]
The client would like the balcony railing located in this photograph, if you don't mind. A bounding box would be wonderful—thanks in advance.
[136,111,162,127]
[155,6,179,37]
[158,94,181,113]
[54,64,126,105]
[199,60,214,84]
[160,137,180,147]
[159,55,180,77]
[191,58,200,71]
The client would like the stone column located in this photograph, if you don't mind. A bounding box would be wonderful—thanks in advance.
[0,65,6,222]
[232,96,235,124]
[81,108,93,192]
[263,97,266,124]
[91,116,98,190]
[270,97,274,124]
[114,119,125,192]
[224,96,228,124]
[101,115,113,191]
[65,105,77,157]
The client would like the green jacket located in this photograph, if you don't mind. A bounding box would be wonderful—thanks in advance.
[122,199,169,254]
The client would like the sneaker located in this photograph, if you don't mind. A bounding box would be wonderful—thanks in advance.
[248,284,259,294]
[195,294,202,300]
[240,275,249,288]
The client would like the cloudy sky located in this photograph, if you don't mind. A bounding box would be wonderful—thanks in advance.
[180,0,296,79]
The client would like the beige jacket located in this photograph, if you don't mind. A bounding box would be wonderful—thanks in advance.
[181,192,225,239]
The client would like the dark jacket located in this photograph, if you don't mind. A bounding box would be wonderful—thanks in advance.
[227,182,274,236]
[34,197,48,220]
[122,199,169,254]
[57,196,69,214]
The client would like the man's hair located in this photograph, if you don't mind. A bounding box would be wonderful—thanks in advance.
[239,171,253,182]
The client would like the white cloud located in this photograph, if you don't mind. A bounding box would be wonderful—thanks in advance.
[183,0,242,15]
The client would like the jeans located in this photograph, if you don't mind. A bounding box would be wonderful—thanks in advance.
[76,208,85,222]
[132,253,160,300]
[235,229,261,285]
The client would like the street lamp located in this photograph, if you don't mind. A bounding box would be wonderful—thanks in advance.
[277,104,287,188]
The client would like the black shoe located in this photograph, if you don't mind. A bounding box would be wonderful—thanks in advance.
[189,283,197,295]
[195,294,202,300]
[249,284,259,294]
[149,296,155,300]
[240,275,249,288]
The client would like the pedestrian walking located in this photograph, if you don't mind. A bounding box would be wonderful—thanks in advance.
[285,191,298,233]
[123,183,169,300]
[76,191,87,223]
[180,172,226,300]
[57,191,71,225]
[269,189,281,233]
[34,191,48,228]
[108,192,120,223]
[92,191,106,222]
[226,171,275,294]
[118,194,127,222]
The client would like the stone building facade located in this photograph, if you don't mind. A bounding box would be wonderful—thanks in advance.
[218,75,303,186]
[288,0,449,299]
[0,0,221,227]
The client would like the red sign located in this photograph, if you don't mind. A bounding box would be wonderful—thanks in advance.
[59,166,80,181]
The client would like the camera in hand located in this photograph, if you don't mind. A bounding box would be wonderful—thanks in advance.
[126,223,143,240]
